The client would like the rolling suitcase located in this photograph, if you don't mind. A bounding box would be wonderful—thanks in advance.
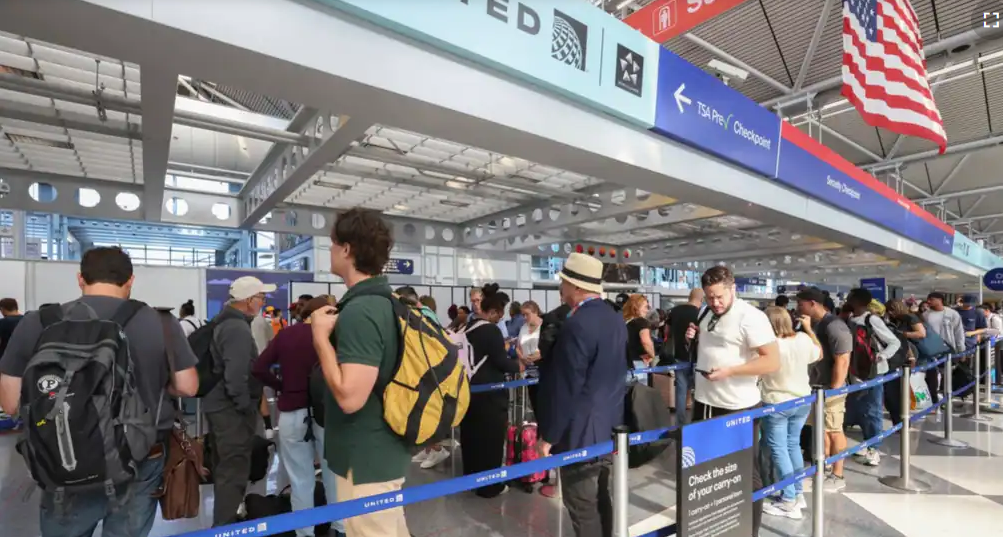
[505,377,546,488]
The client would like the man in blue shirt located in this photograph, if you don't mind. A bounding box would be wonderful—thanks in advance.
[538,253,627,537]
[957,295,987,348]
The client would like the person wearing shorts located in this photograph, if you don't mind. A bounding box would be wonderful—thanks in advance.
[797,287,852,493]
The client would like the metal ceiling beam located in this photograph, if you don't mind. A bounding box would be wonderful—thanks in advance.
[644,241,844,265]
[0,72,308,146]
[950,211,1003,225]
[794,0,835,91]
[931,154,971,196]
[319,165,536,204]
[0,101,141,139]
[964,195,987,218]
[139,67,178,221]
[682,34,792,94]
[258,206,461,248]
[237,106,319,197]
[459,188,678,246]
[347,145,579,201]
[865,132,1003,173]
[240,113,373,228]
[922,183,1003,205]
[762,29,990,108]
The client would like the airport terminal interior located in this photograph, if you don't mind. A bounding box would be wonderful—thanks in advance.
[2,0,1003,536]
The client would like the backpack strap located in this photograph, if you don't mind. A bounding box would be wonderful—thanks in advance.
[39,303,63,329]
[111,299,147,329]
[156,310,184,427]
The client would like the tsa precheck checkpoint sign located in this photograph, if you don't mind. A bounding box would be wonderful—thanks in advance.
[652,48,782,179]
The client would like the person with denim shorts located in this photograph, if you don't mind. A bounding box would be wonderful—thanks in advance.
[759,307,822,519]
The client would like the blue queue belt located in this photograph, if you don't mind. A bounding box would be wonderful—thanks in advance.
[177,349,986,537]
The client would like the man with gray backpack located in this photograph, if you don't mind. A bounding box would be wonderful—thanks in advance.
[0,247,199,537]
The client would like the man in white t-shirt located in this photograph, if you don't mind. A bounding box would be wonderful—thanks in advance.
[685,266,779,537]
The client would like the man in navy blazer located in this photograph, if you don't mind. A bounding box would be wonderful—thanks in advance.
[538,253,627,537]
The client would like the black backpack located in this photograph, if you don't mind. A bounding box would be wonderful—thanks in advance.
[187,318,223,398]
[17,300,159,502]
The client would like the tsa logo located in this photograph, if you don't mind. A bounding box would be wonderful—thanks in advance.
[37,375,60,394]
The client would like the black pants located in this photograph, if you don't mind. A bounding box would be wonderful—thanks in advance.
[460,393,508,498]
[206,404,259,526]
[886,377,904,426]
[692,400,763,537]
[561,457,613,537]
[926,367,941,405]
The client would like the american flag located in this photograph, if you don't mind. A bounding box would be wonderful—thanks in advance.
[842,0,946,153]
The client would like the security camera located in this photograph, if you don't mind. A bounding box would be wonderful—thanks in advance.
[707,59,749,88]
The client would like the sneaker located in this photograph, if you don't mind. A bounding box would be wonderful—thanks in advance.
[823,474,846,493]
[795,494,807,510]
[763,498,803,520]
[411,450,430,463]
[420,448,451,469]
[862,448,881,467]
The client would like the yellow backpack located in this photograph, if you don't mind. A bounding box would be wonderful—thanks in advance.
[380,294,470,446]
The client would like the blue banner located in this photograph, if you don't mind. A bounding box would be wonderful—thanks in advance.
[652,49,781,179]
[680,413,753,468]
[312,0,660,126]
[860,277,886,304]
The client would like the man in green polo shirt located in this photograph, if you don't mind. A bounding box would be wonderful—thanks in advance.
[309,208,410,537]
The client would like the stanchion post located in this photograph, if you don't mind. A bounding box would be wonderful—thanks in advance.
[195,398,203,438]
[931,353,969,448]
[612,426,630,537]
[963,343,992,422]
[811,388,824,537]
[879,366,930,493]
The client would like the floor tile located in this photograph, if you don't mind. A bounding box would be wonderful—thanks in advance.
[845,493,1003,537]
[909,455,1003,495]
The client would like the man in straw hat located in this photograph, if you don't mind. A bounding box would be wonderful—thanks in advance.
[537,253,627,537]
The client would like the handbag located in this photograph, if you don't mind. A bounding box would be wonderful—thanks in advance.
[913,322,950,362]
[153,311,206,520]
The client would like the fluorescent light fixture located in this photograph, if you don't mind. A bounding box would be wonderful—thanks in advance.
[616,0,635,9]
[393,203,408,211]
[313,180,351,190]
[440,200,470,208]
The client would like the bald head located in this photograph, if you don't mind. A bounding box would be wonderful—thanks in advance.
[688,288,704,306]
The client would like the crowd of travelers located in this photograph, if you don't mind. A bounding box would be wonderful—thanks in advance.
[0,205,996,537]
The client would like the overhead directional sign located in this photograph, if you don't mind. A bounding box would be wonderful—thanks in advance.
[624,0,753,42]
[985,268,1003,291]
[652,49,781,179]
[385,258,415,275]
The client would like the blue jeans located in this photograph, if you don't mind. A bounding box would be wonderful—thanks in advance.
[846,384,885,449]
[675,366,694,426]
[760,404,811,500]
[39,447,165,537]
[278,408,343,536]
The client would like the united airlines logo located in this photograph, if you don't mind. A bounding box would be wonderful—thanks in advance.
[551,9,588,71]
[476,470,507,484]
[629,433,642,444]
[681,446,696,469]
[363,493,405,510]
[725,416,752,428]
[213,522,266,537]
[562,449,588,462]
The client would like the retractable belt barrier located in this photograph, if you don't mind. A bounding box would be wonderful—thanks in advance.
[170,347,988,537]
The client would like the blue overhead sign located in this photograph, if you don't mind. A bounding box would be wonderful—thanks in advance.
[984,268,1003,291]
[385,258,415,275]
[652,49,781,179]
[860,277,887,304]
[313,0,661,126]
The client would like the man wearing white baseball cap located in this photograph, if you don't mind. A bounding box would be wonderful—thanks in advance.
[204,275,276,526]
[537,253,627,537]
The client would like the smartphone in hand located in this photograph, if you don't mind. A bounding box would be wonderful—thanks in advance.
[694,368,712,377]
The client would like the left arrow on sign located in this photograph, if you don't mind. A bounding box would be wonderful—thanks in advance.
[674,84,692,113]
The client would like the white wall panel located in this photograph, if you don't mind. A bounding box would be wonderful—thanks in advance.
[291,282,332,302]
[32,262,82,308]
[455,251,517,284]
[530,290,547,312]
[132,265,203,315]
[452,287,467,308]
[513,289,531,305]
[0,260,26,310]
[431,286,453,322]
[412,285,431,298]
[330,283,348,301]
[546,290,560,312]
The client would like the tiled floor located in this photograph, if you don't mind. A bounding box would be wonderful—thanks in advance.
[3,396,1003,536]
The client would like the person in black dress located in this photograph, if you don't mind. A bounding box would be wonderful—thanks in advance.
[460,283,522,498]
[623,294,657,370]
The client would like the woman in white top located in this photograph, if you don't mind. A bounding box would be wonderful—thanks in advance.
[760,306,822,520]
[178,299,201,338]
[516,301,543,380]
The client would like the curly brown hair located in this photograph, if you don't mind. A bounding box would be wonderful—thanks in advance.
[331,208,393,276]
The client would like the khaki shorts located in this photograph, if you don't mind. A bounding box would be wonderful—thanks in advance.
[335,469,409,537]
[807,395,847,432]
